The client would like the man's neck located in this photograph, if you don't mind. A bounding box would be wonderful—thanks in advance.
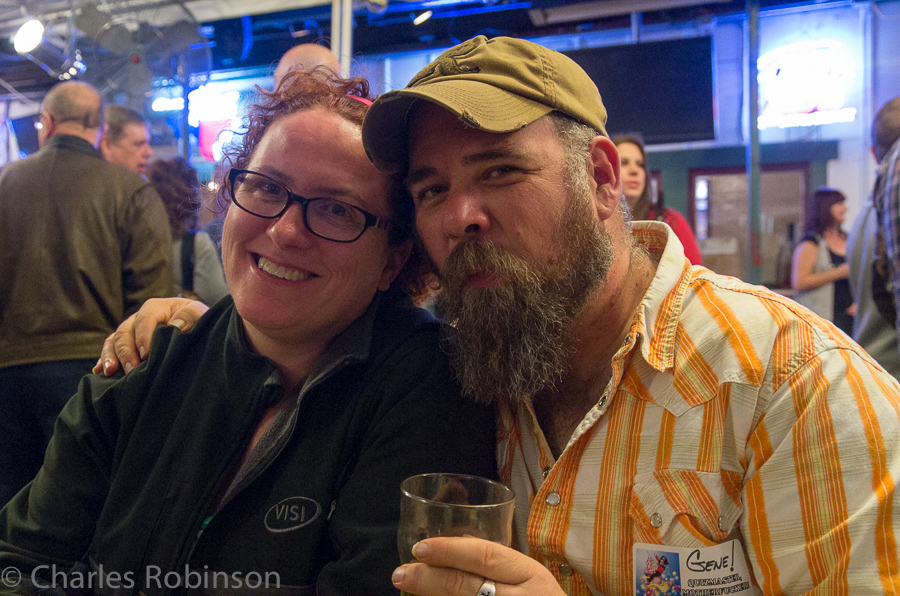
[569,243,655,382]
[533,240,657,458]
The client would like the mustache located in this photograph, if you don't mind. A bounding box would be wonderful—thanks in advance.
[439,240,541,292]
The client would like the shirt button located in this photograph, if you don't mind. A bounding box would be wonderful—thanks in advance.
[542,467,552,479]
[559,564,573,576]
[650,512,663,528]
[718,515,728,532]
[546,492,561,506]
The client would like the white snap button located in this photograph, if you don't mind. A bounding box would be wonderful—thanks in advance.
[559,564,573,576]
[650,512,662,528]
[546,492,561,506]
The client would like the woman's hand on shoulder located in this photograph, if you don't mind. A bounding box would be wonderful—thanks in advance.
[93,297,209,376]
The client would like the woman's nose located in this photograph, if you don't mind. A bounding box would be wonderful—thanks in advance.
[268,202,315,246]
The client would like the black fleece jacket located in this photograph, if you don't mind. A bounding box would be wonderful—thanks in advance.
[0,291,497,595]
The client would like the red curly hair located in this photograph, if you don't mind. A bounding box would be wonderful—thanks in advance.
[215,68,435,301]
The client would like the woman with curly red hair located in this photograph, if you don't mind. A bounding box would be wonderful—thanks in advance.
[2,69,496,594]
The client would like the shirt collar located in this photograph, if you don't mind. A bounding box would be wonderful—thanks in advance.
[629,220,694,373]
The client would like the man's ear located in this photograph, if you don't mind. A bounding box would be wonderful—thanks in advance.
[40,112,54,135]
[378,238,413,291]
[587,136,622,221]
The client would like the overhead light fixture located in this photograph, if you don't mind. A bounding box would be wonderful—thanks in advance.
[13,19,44,54]
[413,10,433,25]
[13,18,78,79]
[528,0,730,27]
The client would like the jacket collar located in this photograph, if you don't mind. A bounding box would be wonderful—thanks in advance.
[303,291,381,388]
[227,290,388,397]
[42,134,102,159]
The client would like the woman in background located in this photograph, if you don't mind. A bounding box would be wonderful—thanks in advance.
[147,157,229,305]
[791,186,855,334]
[613,135,703,265]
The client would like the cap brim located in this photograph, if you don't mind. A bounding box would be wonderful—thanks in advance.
[363,79,552,173]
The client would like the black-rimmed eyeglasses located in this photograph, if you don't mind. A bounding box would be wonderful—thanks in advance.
[228,168,391,243]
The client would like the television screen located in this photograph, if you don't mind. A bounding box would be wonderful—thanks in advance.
[563,36,715,144]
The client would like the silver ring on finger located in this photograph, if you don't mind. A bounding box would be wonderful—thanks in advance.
[476,578,496,596]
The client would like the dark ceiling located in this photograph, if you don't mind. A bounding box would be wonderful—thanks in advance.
[209,0,811,67]
[0,0,856,100]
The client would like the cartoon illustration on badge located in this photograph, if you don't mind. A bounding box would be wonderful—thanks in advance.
[635,549,681,596]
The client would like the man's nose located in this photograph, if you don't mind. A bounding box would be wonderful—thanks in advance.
[442,189,491,242]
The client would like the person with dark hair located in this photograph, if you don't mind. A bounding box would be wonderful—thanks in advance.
[847,96,900,379]
[146,157,229,305]
[612,135,702,265]
[0,70,495,594]
[791,186,855,334]
[100,105,153,176]
[0,81,171,507]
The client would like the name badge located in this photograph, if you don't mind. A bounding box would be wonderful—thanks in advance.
[633,539,757,596]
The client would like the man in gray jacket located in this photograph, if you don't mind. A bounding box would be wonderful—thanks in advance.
[0,81,172,505]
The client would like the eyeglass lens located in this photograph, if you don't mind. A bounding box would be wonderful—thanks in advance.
[233,171,369,242]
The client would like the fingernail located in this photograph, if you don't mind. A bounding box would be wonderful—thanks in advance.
[139,345,148,359]
[171,319,186,331]
[391,567,406,584]
[124,362,134,374]
[412,541,430,558]
[103,360,113,375]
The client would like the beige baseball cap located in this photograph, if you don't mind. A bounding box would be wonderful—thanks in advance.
[362,35,608,172]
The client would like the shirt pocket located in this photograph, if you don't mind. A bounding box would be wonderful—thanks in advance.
[629,468,743,546]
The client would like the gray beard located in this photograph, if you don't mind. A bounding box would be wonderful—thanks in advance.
[435,190,613,407]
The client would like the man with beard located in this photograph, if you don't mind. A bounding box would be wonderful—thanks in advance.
[96,37,900,595]
[362,36,900,595]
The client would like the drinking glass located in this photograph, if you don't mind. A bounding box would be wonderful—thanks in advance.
[397,473,515,564]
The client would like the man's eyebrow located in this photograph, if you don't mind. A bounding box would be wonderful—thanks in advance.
[407,148,536,188]
[462,148,531,165]
[406,167,437,189]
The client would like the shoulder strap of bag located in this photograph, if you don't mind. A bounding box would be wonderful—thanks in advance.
[181,231,196,292]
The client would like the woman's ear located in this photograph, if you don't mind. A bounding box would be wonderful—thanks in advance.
[588,136,623,221]
[378,239,413,291]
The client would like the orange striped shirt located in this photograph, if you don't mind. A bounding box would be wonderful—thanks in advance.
[497,221,900,595]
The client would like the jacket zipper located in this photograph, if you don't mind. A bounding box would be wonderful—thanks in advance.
[166,354,359,591]
[162,389,273,593]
